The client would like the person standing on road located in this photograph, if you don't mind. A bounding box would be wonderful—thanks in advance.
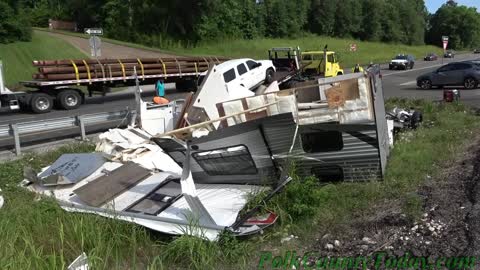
[153,79,169,104]
[352,63,364,73]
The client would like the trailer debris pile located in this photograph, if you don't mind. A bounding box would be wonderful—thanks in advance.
[21,63,391,240]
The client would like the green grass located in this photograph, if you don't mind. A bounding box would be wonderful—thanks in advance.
[0,31,86,89]
[35,28,443,69]
[172,35,445,68]
[0,100,479,269]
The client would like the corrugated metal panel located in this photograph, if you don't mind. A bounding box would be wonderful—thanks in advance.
[262,115,383,182]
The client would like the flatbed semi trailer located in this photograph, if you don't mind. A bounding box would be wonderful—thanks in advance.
[0,57,226,113]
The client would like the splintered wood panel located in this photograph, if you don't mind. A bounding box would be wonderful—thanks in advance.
[74,162,151,207]
[325,78,360,108]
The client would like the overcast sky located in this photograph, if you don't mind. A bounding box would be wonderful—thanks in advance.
[426,0,480,13]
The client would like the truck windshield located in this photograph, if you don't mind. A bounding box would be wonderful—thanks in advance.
[302,54,323,61]
[395,55,408,60]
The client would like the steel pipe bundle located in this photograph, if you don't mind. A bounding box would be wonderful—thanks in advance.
[32,56,229,81]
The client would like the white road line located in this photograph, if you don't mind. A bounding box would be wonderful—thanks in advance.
[383,63,445,77]
[399,80,417,86]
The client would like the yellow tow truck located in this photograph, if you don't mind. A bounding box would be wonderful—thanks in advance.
[301,50,344,77]
[268,46,344,88]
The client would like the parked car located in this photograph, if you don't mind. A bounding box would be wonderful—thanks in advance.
[444,50,455,58]
[474,48,480,54]
[416,62,480,89]
[389,54,415,70]
[424,53,438,61]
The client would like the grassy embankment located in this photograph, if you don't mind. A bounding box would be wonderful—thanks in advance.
[36,28,443,69]
[0,31,86,89]
[0,100,478,269]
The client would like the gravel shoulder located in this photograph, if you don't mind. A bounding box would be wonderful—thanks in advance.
[307,135,480,268]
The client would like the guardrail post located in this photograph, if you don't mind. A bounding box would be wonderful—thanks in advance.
[76,116,86,141]
[9,124,21,156]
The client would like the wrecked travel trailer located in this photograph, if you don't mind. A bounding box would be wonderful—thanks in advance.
[22,64,389,240]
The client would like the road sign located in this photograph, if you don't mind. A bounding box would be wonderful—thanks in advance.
[349,43,357,52]
[442,36,449,50]
[89,36,101,57]
[84,28,103,35]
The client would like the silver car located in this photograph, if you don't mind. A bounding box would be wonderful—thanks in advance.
[417,62,480,89]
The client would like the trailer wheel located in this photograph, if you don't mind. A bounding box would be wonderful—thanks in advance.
[30,93,53,113]
[57,90,81,110]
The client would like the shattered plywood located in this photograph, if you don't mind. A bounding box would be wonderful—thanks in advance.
[73,162,151,207]
[325,78,360,109]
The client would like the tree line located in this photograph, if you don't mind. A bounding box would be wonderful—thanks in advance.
[0,0,479,50]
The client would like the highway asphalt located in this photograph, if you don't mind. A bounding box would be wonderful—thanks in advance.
[1,53,479,126]
[380,53,480,107]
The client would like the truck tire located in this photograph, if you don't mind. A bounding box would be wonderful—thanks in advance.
[265,68,275,84]
[57,89,82,110]
[30,93,53,113]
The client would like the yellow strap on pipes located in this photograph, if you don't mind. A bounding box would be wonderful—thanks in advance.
[159,58,167,76]
[194,62,198,76]
[96,59,106,83]
[175,58,182,77]
[202,57,209,68]
[82,60,92,84]
[70,60,80,85]
[136,58,145,80]
[117,59,126,82]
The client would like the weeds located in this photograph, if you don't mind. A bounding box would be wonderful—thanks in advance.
[0,101,479,269]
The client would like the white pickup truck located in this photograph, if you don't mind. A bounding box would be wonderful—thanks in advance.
[189,58,276,129]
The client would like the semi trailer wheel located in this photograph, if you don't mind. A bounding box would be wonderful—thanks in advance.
[57,90,82,110]
[30,93,53,113]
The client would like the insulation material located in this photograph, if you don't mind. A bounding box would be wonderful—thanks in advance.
[222,100,247,126]
[265,94,280,116]
[277,94,297,115]
[96,128,182,175]
[246,96,268,113]
[387,119,394,147]
[339,109,371,123]
[298,109,339,125]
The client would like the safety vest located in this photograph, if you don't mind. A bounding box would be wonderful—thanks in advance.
[352,66,364,73]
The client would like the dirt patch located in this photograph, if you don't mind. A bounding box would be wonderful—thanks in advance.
[307,136,480,267]
[41,31,178,59]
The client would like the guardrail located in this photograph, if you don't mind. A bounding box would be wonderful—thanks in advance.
[0,110,134,155]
